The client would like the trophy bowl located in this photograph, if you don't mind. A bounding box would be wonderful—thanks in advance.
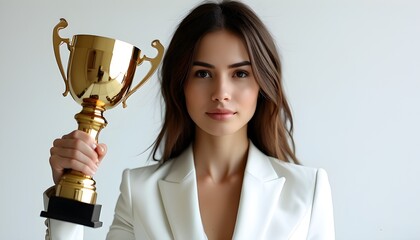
[66,34,163,109]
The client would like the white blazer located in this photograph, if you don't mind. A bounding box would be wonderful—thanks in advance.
[45,143,335,239]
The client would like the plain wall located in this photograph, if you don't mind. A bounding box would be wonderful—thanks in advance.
[0,0,419,239]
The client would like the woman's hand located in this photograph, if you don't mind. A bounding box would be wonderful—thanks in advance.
[49,130,107,184]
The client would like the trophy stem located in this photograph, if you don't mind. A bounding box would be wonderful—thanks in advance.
[55,98,108,204]
[75,98,108,141]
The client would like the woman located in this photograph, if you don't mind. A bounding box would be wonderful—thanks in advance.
[45,1,335,239]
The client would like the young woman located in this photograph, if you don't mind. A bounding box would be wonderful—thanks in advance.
[45,1,335,239]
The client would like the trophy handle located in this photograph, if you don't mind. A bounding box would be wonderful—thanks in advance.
[121,40,164,108]
[53,18,71,97]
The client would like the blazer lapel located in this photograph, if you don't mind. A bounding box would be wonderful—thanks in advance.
[158,146,206,240]
[232,143,286,239]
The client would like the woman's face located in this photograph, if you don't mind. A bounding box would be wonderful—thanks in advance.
[184,30,260,137]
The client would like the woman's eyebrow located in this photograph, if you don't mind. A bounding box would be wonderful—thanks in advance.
[228,61,251,68]
[192,60,251,69]
[192,61,214,68]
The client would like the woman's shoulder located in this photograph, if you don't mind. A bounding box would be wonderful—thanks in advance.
[249,142,328,183]
[121,160,176,182]
[269,157,326,176]
[263,154,329,191]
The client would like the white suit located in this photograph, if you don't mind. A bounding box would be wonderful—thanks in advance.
[45,142,335,239]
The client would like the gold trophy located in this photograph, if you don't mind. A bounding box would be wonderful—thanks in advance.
[40,18,164,227]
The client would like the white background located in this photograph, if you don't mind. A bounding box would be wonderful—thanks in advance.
[0,0,419,239]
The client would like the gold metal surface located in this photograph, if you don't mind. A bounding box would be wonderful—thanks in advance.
[52,18,164,204]
[56,170,98,204]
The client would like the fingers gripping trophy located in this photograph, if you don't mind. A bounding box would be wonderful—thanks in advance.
[40,18,164,227]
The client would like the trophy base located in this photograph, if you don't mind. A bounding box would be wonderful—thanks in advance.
[40,196,103,228]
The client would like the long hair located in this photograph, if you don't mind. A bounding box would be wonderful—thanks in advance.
[152,0,299,164]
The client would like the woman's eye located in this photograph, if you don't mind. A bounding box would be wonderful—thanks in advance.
[234,70,249,78]
[195,70,211,78]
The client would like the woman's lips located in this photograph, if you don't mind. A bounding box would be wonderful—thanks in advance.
[206,109,236,120]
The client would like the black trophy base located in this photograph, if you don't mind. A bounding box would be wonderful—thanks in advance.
[40,196,102,228]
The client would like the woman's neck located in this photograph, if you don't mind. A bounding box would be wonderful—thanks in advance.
[192,128,249,183]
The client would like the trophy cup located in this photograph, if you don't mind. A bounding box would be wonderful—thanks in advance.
[40,18,164,227]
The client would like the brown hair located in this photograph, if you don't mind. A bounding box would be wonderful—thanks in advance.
[152,0,299,164]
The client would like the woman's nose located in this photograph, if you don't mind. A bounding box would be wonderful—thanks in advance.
[211,76,231,102]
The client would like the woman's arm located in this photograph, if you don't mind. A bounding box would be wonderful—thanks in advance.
[307,168,335,239]
[43,187,84,240]
[106,169,135,240]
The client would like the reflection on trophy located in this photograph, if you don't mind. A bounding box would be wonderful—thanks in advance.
[40,18,164,227]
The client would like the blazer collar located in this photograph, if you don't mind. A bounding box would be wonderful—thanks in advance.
[232,142,286,239]
[158,145,206,239]
[158,142,285,239]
